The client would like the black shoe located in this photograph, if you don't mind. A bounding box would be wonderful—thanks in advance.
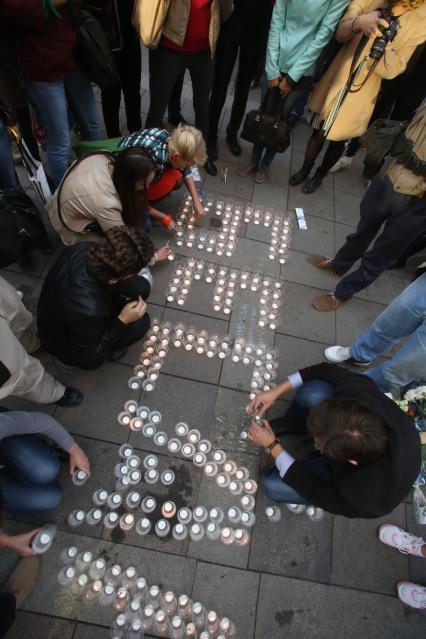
[226,132,241,156]
[302,171,324,194]
[18,253,34,273]
[168,112,187,127]
[289,164,313,187]
[207,139,218,162]
[204,158,218,177]
[107,347,128,362]
[55,386,85,407]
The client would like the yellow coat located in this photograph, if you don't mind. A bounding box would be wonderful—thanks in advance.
[308,0,426,140]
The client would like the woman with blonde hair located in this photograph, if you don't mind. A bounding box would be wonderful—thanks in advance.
[290,0,426,194]
[120,124,207,224]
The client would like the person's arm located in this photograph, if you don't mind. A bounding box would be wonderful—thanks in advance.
[285,0,350,85]
[265,0,286,84]
[336,0,388,43]
[373,32,426,80]
[0,411,75,451]
[183,175,204,219]
[146,204,178,231]
[67,298,146,370]
[0,530,42,556]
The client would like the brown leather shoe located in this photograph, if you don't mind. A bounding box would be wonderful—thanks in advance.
[307,254,339,275]
[312,293,345,312]
[3,556,40,608]
[238,163,257,177]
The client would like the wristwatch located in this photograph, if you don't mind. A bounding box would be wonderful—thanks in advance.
[265,439,281,455]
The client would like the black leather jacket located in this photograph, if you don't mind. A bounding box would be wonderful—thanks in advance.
[37,243,125,370]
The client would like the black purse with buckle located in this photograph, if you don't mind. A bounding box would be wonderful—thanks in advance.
[241,87,290,153]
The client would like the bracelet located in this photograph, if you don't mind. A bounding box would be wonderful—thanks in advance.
[161,215,173,227]
[351,16,360,37]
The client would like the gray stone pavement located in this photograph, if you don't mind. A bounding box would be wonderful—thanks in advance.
[1,65,425,639]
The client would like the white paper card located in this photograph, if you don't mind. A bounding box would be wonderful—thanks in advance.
[191,166,201,182]
[295,207,307,230]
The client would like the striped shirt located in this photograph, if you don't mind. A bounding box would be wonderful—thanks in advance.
[119,128,192,181]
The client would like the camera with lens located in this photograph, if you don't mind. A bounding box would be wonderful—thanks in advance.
[370,9,399,60]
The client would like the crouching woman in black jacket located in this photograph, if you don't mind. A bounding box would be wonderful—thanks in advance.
[37,226,154,370]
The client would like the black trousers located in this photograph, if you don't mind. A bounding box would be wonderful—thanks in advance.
[146,46,213,142]
[208,12,269,140]
[101,31,142,136]
[0,593,16,638]
[333,175,426,300]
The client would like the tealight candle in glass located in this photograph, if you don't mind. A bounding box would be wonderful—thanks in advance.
[133,365,146,379]
[204,461,218,477]
[175,422,189,437]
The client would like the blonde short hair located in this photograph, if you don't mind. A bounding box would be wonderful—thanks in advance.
[168,125,206,166]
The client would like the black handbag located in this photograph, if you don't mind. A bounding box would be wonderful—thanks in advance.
[0,190,49,268]
[241,88,291,153]
[66,4,120,90]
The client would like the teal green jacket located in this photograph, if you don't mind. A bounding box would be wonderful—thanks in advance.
[265,0,350,83]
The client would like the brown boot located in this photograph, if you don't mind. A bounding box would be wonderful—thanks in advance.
[307,254,339,276]
[3,556,40,608]
[312,293,345,312]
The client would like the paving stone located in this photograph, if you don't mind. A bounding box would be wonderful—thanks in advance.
[334,165,367,197]
[275,334,330,380]
[255,573,426,639]
[166,277,231,321]
[192,562,259,639]
[159,307,228,384]
[55,362,138,444]
[282,249,340,292]
[406,504,426,586]
[277,281,336,345]
[252,182,288,212]
[287,182,334,222]
[102,453,201,557]
[23,529,196,625]
[7,612,75,639]
[331,503,409,595]
[336,297,386,346]
[203,160,254,200]
[249,490,332,584]
[187,451,259,569]
[353,271,406,306]
[334,190,361,227]
[288,215,334,262]
[73,623,109,639]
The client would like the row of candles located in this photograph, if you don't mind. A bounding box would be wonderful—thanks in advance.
[165,259,284,330]
[57,550,236,638]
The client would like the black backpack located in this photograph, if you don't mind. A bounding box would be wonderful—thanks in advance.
[66,4,120,90]
[0,190,49,268]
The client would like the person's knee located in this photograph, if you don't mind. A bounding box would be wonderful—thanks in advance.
[44,481,63,511]
[295,381,333,411]
[261,468,280,501]
[29,453,60,485]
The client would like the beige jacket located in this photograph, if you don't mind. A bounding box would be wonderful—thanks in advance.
[387,99,426,197]
[162,0,234,55]
[47,154,123,246]
[308,0,426,141]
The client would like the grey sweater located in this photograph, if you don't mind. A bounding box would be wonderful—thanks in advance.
[0,411,75,452]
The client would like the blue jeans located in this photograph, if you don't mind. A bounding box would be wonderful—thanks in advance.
[26,68,101,188]
[350,274,426,393]
[262,380,333,504]
[0,120,20,190]
[0,433,62,516]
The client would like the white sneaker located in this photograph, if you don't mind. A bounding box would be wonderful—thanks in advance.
[324,345,371,366]
[397,581,426,609]
[329,155,352,174]
[324,346,351,363]
[378,524,426,557]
